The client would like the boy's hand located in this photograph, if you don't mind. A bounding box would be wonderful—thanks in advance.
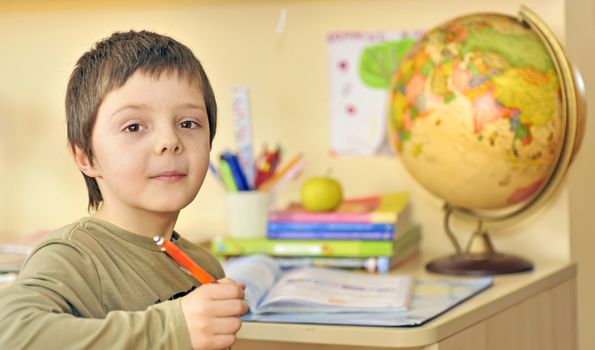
[181,278,248,350]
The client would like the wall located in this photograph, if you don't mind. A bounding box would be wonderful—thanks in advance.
[0,0,569,251]
[566,1,595,349]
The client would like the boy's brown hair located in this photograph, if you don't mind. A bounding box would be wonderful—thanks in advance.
[66,30,217,212]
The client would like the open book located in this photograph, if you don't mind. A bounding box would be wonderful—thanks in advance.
[224,255,493,327]
[223,254,414,315]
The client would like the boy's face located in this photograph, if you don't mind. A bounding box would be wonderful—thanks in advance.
[84,70,210,216]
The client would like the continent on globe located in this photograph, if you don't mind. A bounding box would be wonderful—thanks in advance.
[388,14,563,210]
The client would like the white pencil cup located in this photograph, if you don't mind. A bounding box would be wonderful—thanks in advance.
[226,191,272,239]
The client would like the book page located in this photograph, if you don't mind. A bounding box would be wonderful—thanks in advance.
[255,266,414,314]
[243,276,493,327]
[223,255,282,312]
[225,255,493,327]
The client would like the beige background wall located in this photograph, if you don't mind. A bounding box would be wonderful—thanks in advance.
[566,1,595,350]
[0,0,591,348]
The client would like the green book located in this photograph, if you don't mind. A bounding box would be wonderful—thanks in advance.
[211,236,394,257]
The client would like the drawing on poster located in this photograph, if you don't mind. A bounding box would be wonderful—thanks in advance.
[327,31,423,156]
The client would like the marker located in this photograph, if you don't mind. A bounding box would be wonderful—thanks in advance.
[221,151,251,191]
[219,159,239,192]
[208,161,226,189]
[258,153,303,192]
[254,146,282,189]
[154,236,216,284]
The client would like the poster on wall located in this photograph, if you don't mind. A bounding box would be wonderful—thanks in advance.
[327,30,423,156]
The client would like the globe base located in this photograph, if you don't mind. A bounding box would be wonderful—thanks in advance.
[426,253,534,276]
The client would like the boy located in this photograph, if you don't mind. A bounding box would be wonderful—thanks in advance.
[0,31,247,349]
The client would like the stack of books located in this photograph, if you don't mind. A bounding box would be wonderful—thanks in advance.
[211,192,421,273]
[0,230,47,283]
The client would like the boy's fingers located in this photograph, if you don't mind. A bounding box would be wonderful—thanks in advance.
[216,277,235,284]
[217,277,244,288]
[210,299,249,317]
[208,334,237,350]
[201,283,245,300]
[211,316,243,335]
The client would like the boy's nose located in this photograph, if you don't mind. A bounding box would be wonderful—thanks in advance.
[156,143,181,154]
[154,132,183,155]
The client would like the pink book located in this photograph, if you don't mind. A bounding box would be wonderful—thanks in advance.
[269,192,409,224]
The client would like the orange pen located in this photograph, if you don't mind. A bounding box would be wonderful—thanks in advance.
[154,236,216,284]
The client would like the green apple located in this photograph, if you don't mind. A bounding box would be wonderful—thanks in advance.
[300,176,343,212]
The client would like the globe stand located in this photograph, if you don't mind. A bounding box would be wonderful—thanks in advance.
[426,206,534,276]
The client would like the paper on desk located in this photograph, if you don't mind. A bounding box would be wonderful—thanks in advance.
[0,273,17,283]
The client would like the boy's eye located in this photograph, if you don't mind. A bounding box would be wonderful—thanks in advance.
[180,120,200,129]
[124,123,145,133]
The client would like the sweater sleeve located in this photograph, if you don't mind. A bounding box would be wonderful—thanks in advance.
[0,242,192,349]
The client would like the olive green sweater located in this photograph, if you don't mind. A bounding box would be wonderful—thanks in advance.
[0,217,225,349]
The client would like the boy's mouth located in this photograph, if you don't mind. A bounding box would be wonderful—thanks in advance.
[151,170,186,182]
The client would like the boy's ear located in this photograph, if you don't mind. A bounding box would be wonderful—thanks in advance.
[72,145,100,178]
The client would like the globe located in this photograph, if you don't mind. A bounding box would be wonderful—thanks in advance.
[388,6,585,275]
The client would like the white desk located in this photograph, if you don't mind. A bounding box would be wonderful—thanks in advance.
[235,256,576,350]
[0,255,575,349]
